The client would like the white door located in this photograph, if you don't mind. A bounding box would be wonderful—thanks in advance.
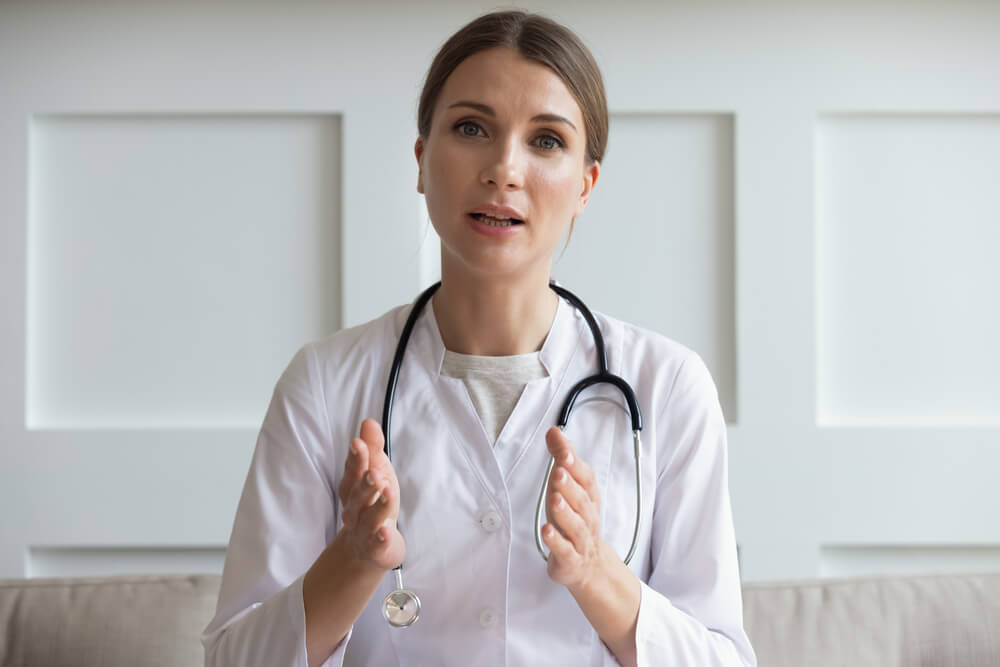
[1,1,998,582]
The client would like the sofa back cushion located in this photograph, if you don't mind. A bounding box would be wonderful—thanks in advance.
[3,571,1000,666]
[742,572,1000,667]
[0,574,219,667]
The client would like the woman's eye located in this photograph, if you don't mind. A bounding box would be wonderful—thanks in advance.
[536,134,563,151]
[456,121,484,137]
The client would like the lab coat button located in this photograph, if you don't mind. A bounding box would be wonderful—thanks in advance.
[479,608,497,628]
[479,511,502,532]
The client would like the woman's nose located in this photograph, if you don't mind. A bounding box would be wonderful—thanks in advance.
[480,138,525,190]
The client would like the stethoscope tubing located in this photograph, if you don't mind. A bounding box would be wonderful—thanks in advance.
[380,280,644,627]
[534,428,642,565]
[382,282,441,464]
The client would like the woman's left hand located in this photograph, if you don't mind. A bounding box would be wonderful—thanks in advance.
[542,426,609,590]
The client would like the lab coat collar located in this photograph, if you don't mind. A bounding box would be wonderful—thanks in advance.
[403,292,585,485]
[409,293,581,379]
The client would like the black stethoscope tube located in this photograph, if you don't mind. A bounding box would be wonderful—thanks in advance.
[381,281,442,464]
[383,280,642,454]
[377,280,644,628]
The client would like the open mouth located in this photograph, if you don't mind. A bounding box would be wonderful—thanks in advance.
[470,213,524,227]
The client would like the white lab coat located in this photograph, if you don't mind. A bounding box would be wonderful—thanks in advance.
[202,295,756,667]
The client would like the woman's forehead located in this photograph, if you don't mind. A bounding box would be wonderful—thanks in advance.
[437,48,583,127]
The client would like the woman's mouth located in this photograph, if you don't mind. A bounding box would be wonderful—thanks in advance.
[470,213,524,227]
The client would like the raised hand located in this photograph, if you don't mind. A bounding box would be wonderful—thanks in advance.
[335,418,405,571]
[541,426,607,589]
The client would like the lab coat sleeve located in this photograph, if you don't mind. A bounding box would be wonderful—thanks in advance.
[606,352,756,667]
[202,344,351,667]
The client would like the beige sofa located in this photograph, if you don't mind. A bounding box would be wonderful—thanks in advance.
[1,572,998,666]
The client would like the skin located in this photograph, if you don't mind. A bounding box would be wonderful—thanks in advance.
[415,46,597,357]
[304,47,639,667]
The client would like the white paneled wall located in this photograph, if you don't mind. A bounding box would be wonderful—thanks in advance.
[820,545,1000,579]
[816,114,1000,426]
[27,114,341,429]
[0,1,998,582]
[27,546,227,578]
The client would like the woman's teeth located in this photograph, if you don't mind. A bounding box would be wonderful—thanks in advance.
[475,214,521,227]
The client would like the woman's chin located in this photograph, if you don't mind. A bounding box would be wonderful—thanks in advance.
[444,252,545,283]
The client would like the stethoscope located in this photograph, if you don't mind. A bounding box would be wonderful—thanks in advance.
[379,280,643,628]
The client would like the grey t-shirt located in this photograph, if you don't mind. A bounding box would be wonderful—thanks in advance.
[441,350,548,445]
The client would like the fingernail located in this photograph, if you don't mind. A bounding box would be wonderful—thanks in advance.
[379,493,388,505]
[349,444,358,457]
[557,469,566,483]
[555,494,564,508]
[564,452,574,466]
[365,472,374,486]
[376,531,386,542]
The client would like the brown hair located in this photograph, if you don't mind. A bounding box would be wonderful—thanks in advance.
[417,10,608,165]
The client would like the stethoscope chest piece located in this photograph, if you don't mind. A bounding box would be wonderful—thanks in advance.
[383,567,420,627]
[383,587,421,627]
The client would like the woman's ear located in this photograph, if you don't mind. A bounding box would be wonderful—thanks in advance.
[574,160,600,218]
[414,137,425,194]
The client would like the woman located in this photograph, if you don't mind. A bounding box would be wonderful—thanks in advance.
[203,10,755,667]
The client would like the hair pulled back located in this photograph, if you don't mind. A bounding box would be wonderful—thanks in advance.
[417,10,608,165]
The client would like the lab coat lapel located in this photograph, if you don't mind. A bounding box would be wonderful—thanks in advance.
[397,295,588,495]
[402,301,509,502]
[493,297,586,482]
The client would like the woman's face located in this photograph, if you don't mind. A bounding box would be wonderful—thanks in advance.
[415,47,599,281]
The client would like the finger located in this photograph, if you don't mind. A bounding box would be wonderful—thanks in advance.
[358,484,395,540]
[360,418,386,459]
[542,521,580,569]
[368,447,397,485]
[573,459,600,507]
[566,456,600,508]
[546,427,600,506]
[547,491,592,553]
[337,438,369,505]
[545,426,574,467]
[362,465,399,520]
[358,449,399,518]
[550,465,598,526]
[341,470,383,528]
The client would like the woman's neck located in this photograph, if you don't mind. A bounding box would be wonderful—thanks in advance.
[431,267,558,356]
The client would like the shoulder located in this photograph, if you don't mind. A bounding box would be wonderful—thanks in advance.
[593,309,712,388]
[278,304,409,390]
[588,311,726,479]
[309,305,408,364]
[594,306,725,460]
[598,312,696,364]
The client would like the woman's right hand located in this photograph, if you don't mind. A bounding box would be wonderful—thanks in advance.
[336,418,405,571]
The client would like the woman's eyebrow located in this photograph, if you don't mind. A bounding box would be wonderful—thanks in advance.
[447,100,577,132]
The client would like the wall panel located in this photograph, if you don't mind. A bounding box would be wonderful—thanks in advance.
[26,114,342,429]
[816,114,1000,426]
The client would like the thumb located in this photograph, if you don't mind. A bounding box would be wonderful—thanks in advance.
[360,418,386,457]
[545,426,573,463]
